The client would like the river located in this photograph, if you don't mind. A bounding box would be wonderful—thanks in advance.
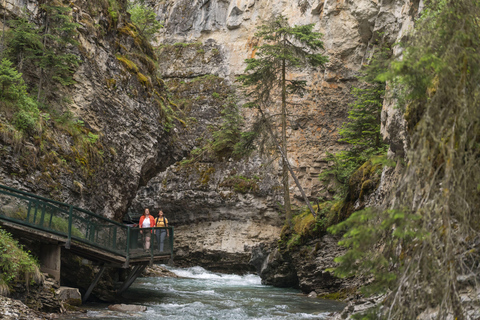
[67,265,346,319]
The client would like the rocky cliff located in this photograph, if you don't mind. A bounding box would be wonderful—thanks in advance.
[0,0,185,222]
[129,0,420,287]
[0,0,417,297]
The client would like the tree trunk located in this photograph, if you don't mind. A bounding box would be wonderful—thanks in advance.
[37,15,49,102]
[1,0,6,54]
[281,51,292,221]
[258,106,316,218]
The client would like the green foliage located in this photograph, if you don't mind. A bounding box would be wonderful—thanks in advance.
[0,228,41,292]
[320,48,389,196]
[237,14,328,105]
[0,58,40,132]
[180,95,246,162]
[338,84,384,151]
[4,5,81,102]
[331,0,480,318]
[210,96,244,159]
[3,15,42,71]
[329,208,424,295]
[128,0,163,41]
[0,58,25,101]
[87,132,99,144]
[37,4,81,90]
[220,175,259,194]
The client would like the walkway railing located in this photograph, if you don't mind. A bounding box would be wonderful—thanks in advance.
[0,184,173,265]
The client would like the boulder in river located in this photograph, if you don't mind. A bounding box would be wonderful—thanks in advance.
[108,304,147,313]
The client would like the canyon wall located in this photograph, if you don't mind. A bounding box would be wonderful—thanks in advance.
[129,0,419,277]
[0,0,417,291]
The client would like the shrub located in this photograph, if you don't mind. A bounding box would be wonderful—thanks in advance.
[0,228,42,294]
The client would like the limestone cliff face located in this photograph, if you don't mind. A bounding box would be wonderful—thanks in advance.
[129,0,420,285]
[0,0,183,221]
[0,0,415,289]
[147,0,420,202]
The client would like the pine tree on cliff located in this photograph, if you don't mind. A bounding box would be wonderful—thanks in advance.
[237,15,328,221]
[36,4,80,101]
[128,0,163,41]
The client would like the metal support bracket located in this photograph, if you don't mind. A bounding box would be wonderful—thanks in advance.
[82,264,106,303]
[117,264,147,295]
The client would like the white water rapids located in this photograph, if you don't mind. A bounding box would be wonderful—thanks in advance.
[67,265,346,319]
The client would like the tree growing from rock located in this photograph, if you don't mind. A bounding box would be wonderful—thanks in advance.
[238,15,328,220]
[128,0,163,41]
[36,4,81,101]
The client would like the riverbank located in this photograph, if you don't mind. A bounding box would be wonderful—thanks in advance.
[1,265,350,319]
[65,265,347,319]
[0,296,58,320]
[0,265,181,319]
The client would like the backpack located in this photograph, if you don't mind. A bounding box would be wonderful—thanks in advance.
[155,217,167,228]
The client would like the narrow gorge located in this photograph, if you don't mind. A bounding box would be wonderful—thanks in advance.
[2,0,479,319]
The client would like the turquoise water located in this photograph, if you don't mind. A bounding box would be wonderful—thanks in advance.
[68,266,345,319]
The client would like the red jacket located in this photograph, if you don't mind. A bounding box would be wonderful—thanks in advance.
[139,215,155,232]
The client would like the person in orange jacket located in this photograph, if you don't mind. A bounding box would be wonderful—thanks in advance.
[139,208,155,250]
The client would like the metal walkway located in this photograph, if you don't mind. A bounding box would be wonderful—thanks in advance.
[0,184,174,301]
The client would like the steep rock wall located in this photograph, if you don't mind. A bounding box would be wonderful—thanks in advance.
[0,0,183,221]
[130,0,419,283]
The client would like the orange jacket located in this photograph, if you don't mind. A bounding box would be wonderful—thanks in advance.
[139,215,155,232]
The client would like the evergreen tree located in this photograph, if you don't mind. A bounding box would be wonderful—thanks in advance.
[210,96,244,159]
[4,16,43,72]
[0,58,39,131]
[36,4,81,100]
[330,0,480,318]
[128,0,162,41]
[339,84,384,154]
[320,48,389,194]
[238,15,328,220]
[0,58,25,101]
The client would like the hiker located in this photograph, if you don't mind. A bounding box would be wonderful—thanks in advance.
[155,209,169,252]
[139,208,155,250]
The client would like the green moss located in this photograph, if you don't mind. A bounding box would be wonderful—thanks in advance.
[292,211,316,235]
[340,157,383,220]
[106,78,116,89]
[116,55,139,73]
[199,167,215,185]
[318,287,358,301]
[220,175,259,194]
[131,52,157,74]
[137,72,151,87]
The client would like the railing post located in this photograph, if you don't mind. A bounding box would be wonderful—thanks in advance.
[125,227,130,268]
[112,226,117,250]
[170,227,174,257]
[26,201,32,222]
[39,202,46,227]
[66,205,73,249]
[33,199,39,224]
[48,207,55,228]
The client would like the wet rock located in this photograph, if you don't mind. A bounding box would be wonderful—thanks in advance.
[258,248,299,288]
[143,265,180,278]
[55,287,82,307]
[0,296,45,320]
[108,304,147,313]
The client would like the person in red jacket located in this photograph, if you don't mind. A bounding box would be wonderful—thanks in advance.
[139,208,155,250]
